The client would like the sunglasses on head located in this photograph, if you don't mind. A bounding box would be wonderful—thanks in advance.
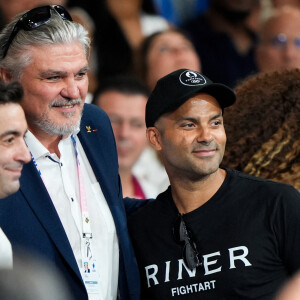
[2,5,73,59]
[173,214,202,270]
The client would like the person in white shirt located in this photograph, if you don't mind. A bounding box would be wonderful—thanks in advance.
[0,5,145,300]
[92,75,162,199]
[0,81,30,268]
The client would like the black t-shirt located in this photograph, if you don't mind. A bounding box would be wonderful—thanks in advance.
[128,169,300,299]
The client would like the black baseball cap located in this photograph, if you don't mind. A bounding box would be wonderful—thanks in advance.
[146,69,236,127]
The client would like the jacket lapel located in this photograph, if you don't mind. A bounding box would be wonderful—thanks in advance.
[78,115,120,207]
[20,161,83,282]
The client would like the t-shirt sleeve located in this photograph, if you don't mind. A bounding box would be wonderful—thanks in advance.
[273,185,300,274]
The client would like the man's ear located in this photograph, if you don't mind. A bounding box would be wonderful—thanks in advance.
[0,68,13,82]
[146,127,162,151]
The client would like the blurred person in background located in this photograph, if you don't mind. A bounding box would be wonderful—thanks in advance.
[151,0,209,26]
[272,0,300,8]
[255,5,300,72]
[68,0,170,81]
[0,0,38,29]
[181,0,260,87]
[136,28,201,91]
[92,76,162,198]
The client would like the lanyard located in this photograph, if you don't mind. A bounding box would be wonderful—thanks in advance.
[31,135,93,259]
[71,135,92,240]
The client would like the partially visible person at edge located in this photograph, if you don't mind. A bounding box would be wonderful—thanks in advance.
[128,68,300,299]
[92,75,161,199]
[0,81,30,269]
[255,5,300,73]
[0,5,146,300]
[222,68,300,191]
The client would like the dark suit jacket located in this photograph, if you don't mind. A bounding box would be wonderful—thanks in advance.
[0,104,143,300]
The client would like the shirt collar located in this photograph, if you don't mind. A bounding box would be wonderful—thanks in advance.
[25,130,50,160]
[25,127,80,160]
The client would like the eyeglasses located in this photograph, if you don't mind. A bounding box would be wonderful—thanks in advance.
[2,5,73,59]
[267,33,300,50]
[173,214,201,270]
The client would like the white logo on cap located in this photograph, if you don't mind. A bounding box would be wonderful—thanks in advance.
[179,70,206,86]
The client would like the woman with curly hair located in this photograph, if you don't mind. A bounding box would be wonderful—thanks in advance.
[222,68,300,190]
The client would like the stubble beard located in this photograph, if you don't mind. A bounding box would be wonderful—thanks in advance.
[33,99,83,136]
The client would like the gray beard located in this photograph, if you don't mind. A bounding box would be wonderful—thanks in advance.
[34,98,83,136]
[34,111,82,136]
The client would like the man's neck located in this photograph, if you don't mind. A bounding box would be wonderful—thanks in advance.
[119,168,135,198]
[29,127,63,157]
[170,168,226,214]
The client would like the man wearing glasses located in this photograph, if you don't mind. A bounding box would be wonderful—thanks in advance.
[255,5,300,72]
[0,5,143,300]
[128,69,300,299]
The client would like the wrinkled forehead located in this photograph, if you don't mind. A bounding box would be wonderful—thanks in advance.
[262,10,300,35]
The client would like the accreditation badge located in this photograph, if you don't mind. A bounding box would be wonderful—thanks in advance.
[82,258,100,294]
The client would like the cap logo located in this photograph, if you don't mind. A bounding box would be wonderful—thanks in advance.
[179,70,206,86]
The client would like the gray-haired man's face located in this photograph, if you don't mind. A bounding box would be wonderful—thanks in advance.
[18,42,89,138]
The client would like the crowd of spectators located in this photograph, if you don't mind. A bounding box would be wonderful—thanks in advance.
[1,0,300,298]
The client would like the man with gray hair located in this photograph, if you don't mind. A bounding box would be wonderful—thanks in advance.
[0,5,143,300]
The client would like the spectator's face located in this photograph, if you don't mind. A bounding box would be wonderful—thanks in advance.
[147,93,226,179]
[0,103,31,198]
[19,42,89,138]
[256,11,300,72]
[96,91,147,172]
[146,31,201,90]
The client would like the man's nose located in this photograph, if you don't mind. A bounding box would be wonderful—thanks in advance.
[16,139,31,164]
[61,78,80,99]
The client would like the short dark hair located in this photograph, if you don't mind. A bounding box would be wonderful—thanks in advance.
[0,80,23,105]
[92,75,150,105]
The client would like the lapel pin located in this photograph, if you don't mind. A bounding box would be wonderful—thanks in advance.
[86,126,98,133]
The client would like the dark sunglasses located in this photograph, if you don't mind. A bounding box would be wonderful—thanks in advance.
[2,5,73,59]
[173,214,201,270]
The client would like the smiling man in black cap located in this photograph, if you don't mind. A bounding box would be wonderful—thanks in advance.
[128,69,300,299]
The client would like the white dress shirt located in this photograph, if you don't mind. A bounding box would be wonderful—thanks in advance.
[25,130,119,300]
[0,227,13,269]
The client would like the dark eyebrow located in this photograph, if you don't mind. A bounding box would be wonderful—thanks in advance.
[177,113,223,124]
[0,130,22,139]
[40,70,67,78]
[0,128,28,139]
[210,113,223,121]
[40,66,90,78]
[79,66,90,73]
